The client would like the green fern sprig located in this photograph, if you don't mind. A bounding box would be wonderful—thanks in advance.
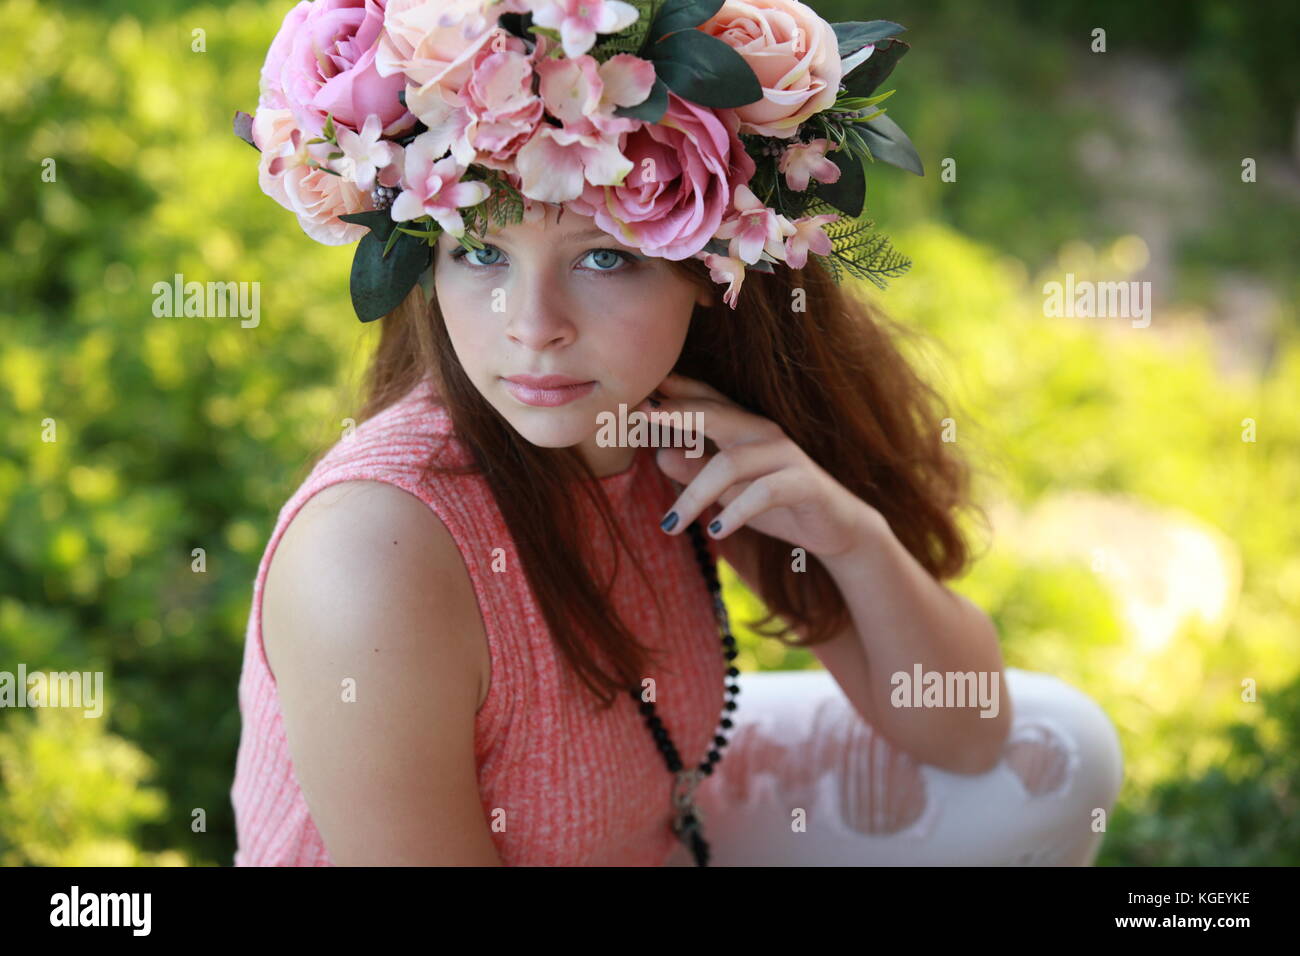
[458,167,526,247]
[803,200,911,289]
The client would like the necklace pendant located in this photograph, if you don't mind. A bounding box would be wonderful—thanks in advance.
[670,768,706,847]
[672,806,701,843]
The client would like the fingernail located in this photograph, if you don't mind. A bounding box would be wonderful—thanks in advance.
[660,511,678,532]
[708,519,722,535]
[648,396,661,408]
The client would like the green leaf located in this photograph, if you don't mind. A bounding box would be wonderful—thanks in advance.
[842,38,909,99]
[338,210,432,322]
[859,113,924,176]
[528,24,562,43]
[382,222,404,256]
[348,226,431,323]
[832,20,906,56]
[816,147,867,217]
[652,30,762,108]
[339,209,397,240]
[837,89,896,110]
[395,226,439,240]
[651,0,724,41]
[613,76,669,122]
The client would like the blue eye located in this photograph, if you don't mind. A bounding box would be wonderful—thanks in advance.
[582,249,636,272]
[450,244,504,267]
[447,244,638,274]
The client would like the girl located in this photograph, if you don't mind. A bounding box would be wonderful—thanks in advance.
[230,201,1123,866]
[230,0,1123,866]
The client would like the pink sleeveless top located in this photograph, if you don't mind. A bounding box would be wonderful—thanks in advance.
[230,374,727,865]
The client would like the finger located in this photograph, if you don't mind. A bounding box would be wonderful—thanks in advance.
[655,447,749,516]
[659,440,789,536]
[654,445,711,488]
[707,467,801,540]
[639,397,777,449]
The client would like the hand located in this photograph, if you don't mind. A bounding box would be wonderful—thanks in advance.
[636,372,879,561]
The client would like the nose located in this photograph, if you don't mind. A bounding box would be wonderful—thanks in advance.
[503,269,577,351]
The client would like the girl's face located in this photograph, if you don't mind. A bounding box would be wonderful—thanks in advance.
[434,204,713,476]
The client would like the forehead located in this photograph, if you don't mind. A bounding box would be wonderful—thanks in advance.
[445,202,636,250]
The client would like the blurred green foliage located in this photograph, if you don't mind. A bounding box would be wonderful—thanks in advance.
[1,0,1295,866]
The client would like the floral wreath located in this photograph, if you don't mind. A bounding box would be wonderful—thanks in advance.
[234,0,924,322]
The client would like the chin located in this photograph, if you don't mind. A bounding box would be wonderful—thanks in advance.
[500,410,593,450]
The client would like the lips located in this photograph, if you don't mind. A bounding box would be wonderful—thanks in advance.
[504,374,592,389]
[501,375,597,408]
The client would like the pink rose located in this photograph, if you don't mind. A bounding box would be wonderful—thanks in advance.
[259,0,415,139]
[407,34,543,172]
[567,92,757,261]
[699,0,842,138]
[376,0,528,96]
[253,109,374,245]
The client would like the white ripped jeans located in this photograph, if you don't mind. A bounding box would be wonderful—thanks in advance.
[664,667,1124,866]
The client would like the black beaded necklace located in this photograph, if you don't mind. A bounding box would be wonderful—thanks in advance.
[628,519,741,867]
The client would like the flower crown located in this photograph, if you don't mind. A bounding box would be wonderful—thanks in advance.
[234,0,923,322]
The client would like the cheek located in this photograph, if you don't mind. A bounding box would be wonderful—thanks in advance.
[433,275,494,373]
[596,287,695,375]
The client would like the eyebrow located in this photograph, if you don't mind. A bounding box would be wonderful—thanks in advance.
[450,227,631,250]
[561,228,616,242]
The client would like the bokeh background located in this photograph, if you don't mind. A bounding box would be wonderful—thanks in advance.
[1,0,1296,865]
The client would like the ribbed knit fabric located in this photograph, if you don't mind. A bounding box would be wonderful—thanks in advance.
[230,374,727,865]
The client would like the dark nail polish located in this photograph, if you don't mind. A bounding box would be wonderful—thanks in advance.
[648,396,661,407]
[708,519,722,535]
[660,511,678,532]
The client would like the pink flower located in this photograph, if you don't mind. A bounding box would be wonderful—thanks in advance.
[376,0,526,95]
[536,54,655,139]
[714,184,795,264]
[782,212,838,268]
[408,36,543,171]
[259,0,415,140]
[335,113,404,192]
[529,0,642,59]
[699,0,842,138]
[514,125,635,202]
[777,138,841,191]
[462,43,544,162]
[254,109,374,245]
[566,92,758,261]
[509,53,654,201]
[390,130,492,237]
[703,252,747,308]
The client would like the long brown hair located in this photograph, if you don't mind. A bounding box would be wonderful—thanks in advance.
[305,251,988,709]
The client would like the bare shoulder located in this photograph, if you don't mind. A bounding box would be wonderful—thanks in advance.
[259,479,500,865]
[263,479,489,708]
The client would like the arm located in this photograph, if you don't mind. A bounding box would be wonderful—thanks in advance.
[715,512,1011,775]
[262,480,503,865]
